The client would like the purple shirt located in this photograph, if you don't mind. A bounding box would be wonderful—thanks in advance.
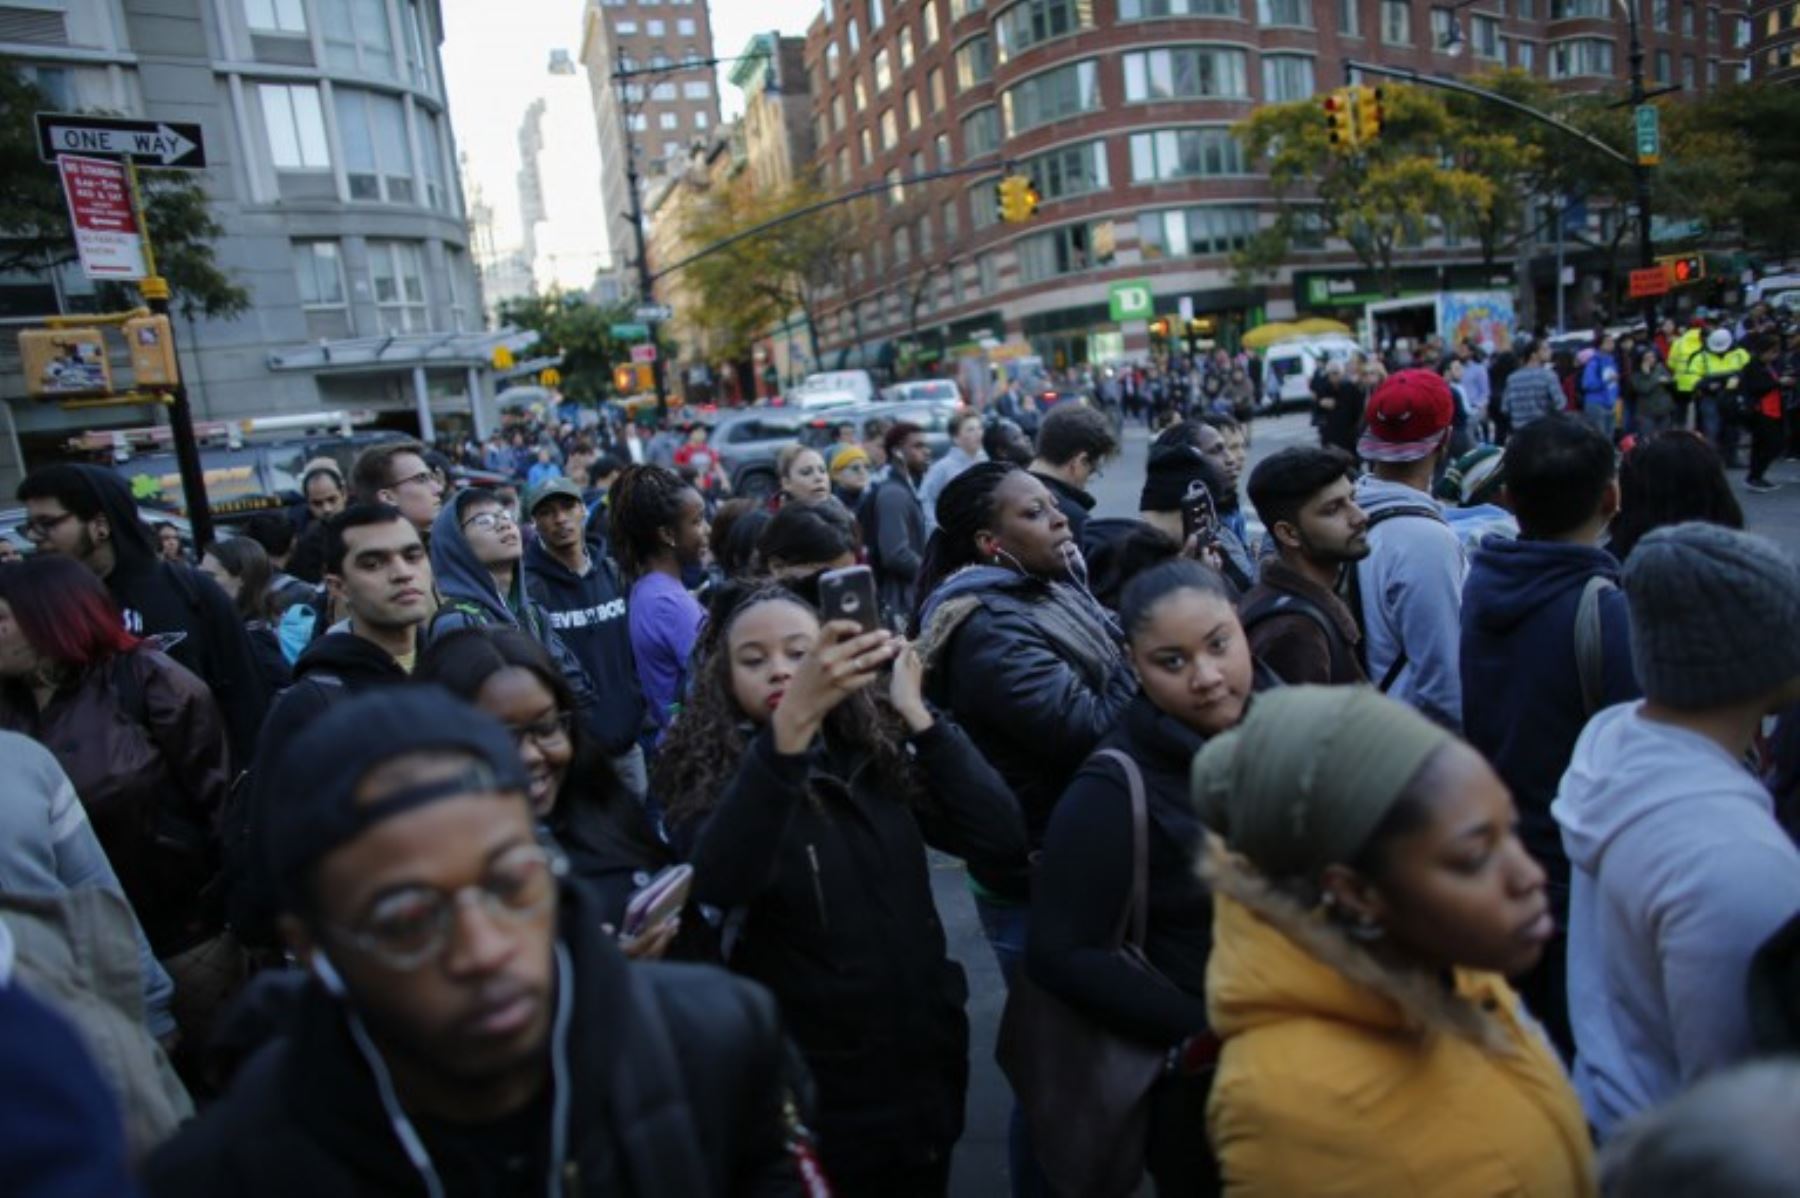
[629,571,704,734]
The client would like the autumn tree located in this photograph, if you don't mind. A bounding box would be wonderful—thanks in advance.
[1234,84,1498,297]
[0,65,248,319]
[496,292,641,403]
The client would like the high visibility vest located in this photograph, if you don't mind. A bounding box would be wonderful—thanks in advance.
[1669,330,1706,393]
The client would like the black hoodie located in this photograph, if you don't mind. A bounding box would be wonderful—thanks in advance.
[144,881,807,1198]
[522,534,646,755]
[46,464,270,764]
[229,631,412,945]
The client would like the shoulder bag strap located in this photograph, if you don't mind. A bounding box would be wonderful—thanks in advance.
[1094,748,1150,952]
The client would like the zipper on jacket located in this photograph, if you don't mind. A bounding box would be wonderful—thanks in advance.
[805,843,830,932]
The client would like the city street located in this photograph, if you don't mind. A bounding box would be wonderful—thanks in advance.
[939,410,1800,1197]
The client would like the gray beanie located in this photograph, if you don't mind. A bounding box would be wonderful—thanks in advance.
[1623,522,1800,709]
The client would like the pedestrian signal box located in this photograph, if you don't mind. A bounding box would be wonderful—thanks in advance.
[125,314,179,387]
[19,327,111,398]
[1660,254,1705,286]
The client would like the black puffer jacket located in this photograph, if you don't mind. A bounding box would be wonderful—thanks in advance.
[917,568,1135,882]
[675,721,1026,1186]
[145,881,807,1197]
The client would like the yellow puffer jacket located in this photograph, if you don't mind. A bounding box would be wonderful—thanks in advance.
[1669,327,1705,393]
[1202,842,1596,1198]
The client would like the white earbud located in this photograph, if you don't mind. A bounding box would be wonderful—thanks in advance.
[312,951,348,999]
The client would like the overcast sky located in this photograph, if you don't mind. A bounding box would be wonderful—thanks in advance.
[441,0,824,250]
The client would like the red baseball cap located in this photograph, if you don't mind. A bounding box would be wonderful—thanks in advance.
[1358,369,1454,463]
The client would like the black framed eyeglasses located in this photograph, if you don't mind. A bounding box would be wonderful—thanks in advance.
[324,841,566,971]
[19,511,76,541]
[507,710,573,751]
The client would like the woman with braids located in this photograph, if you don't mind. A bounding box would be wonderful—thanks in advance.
[609,464,709,742]
[912,460,1137,981]
[655,582,1025,1196]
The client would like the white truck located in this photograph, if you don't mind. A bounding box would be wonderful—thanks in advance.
[1362,291,1518,356]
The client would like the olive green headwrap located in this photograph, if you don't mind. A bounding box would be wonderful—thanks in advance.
[1191,686,1455,882]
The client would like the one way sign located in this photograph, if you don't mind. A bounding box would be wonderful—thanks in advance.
[35,112,207,170]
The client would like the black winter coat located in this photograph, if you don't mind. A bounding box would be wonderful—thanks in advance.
[1027,693,1217,1049]
[676,721,1026,1185]
[919,571,1136,884]
[144,881,806,1198]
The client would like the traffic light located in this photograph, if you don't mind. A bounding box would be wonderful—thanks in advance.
[613,363,652,394]
[1353,85,1384,144]
[1322,89,1357,152]
[1149,318,1170,339]
[996,173,1040,224]
[1663,253,1705,286]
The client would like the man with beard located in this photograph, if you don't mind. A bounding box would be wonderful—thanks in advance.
[1241,446,1371,685]
[149,688,806,1196]
[15,463,269,762]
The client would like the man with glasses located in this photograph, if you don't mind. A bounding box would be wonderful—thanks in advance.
[14,463,269,762]
[351,440,444,539]
[427,489,606,745]
[147,687,806,1196]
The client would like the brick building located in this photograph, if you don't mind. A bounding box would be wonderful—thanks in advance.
[1752,0,1800,79]
[802,0,1749,370]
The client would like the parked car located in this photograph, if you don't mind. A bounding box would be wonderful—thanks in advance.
[798,396,966,462]
[709,407,821,499]
[880,379,962,404]
[794,370,879,406]
[1260,336,1361,412]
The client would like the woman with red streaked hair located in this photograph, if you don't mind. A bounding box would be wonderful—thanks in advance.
[0,555,230,959]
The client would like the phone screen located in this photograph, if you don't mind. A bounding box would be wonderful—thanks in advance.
[818,565,880,634]
[1180,480,1219,545]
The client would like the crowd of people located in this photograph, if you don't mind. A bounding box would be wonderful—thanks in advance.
[0,327,1797,1198]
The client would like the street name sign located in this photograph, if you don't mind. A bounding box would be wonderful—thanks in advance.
[634,304,673,323]
[36,112,207,169]
[58,155,147,280]
[610,322,650,341]
[1634,105,1659,167]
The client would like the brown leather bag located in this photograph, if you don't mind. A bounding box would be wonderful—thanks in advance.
[995,748,1173,1198]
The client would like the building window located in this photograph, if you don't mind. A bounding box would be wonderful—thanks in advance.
[1430,6,1455,46]
[419,110,450,210]
[651,82,676,100]
[1129,127,1245,181]
[1706,6,1718,39]
[837,145,851,181]
[1516,39,1536,69]
[1002,59,1100,134]
[1137,206,1258,259]
[935,131,952,167]
[1381,0,1411,44]
[293,240,345,306]
[1120,0,1240,12]
[1655,48,1671,80]
[402,0,431,88]
[832,95,846,130]
[1472,14,1501,56]
[616,18,638,33]
[953,0,989,17]
[976,251,998,295]
[320,0,396,79]
[1735,15,1751,46]
[1015,220,1116,283]
[860,126,874,163]
[1257,0,1314,25]
[929,67,946,109]
[1549,0,1606,16]
[1516,0,1534,15]
[1023,138,1110,199]
[646,17,664,34]
[678,17,695,34]
[683,79,710,99]
[900,25,916,66]
[1122,47,1250,99]
[893,226,910,264]
[1706,57,1717,83]
[874,47,893,92]
[995,0,1094,62]
[847,15,861,51]
[259,83,330,170]
[369,240,427,332]
[961,105,1002,156]
[911,148,927,178]
[1549,36,1615,77]
[826,41,841,78]
[1652,0,1669,30]
[870,0,886,30]
[885,167,905,205]
[245,0,306,34]
[906,89,921,127]
[956,35,995,89]
[943,198,961,242]
[971,180,1001,228]
[1340,0,1361,35]
[660,111,679,129]
[1261,53,1316,99]
[880,108,898,148]
[1681,52,1694,86]
[854,75,867,111]
[1681,1,1694,33]
[925,0,943,44]
[335,89,414,202]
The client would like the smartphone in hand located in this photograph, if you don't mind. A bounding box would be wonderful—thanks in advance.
[817,565,881,634]
[1180,480,1219,547]
[621,864,694,943]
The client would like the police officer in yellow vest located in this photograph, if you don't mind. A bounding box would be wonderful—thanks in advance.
[1691,327,1751,465]
[1667,316,1709,429]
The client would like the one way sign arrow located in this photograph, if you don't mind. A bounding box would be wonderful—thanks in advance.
[35,112,208,170]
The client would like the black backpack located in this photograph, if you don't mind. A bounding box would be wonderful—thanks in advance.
[1341,500,1449,692]
[1240,589,1361,684]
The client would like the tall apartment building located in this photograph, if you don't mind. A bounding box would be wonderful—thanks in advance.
[0,0,497,481]
[581,0,723,296]
[804,0,1748,370]
[732,33,818,191]
[1751,0,1799,79]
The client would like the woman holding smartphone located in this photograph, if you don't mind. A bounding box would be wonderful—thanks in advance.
[414,627,682,958]
[655,583,1026,1196]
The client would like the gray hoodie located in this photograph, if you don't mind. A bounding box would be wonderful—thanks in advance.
[1352,476,1467,730]
[1553,702,1800,1137]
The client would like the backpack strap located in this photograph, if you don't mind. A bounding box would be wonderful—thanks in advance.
[1240,590,1355,683]
[1094,749,1149,951]
[1575,576,1616,719]
[1344,502,1444,687]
